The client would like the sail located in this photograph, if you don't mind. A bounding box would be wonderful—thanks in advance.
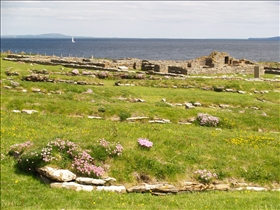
[72,36,75,43]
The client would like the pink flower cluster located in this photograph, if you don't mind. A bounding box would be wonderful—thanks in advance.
[72,151,105,177]
[10,141,34,154]
[41,138,78,162]
[99,139,123,156]
[197,113,219,127]
[137,138,153,148]
[194,169,218,183]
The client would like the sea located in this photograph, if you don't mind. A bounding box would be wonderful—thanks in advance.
[1,38,279,62]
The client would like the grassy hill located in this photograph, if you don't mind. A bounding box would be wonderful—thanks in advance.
[1,53,279,209]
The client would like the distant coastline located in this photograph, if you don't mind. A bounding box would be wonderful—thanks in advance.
[1,33,279,40]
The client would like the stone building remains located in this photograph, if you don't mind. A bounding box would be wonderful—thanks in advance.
[3,51,263,76]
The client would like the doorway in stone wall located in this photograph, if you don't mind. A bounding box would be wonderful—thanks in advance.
[224,56,229,64]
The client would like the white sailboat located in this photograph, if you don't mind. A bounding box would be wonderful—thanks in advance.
[72,36,75,43]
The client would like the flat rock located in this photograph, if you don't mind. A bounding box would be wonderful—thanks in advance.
[185,103,195,109]
[76,177,106,185]
[22,109,38,114]
[96,185,126,193]
[88,116,102,119]
[31,88,41,92]
[126,116,149,121]
[50,182,94,192]
[214,184,230,191]
[36,166,76,182]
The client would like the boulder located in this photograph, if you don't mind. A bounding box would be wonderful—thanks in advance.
[36,166,76,182]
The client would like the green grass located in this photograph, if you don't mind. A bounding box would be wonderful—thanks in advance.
[1,54,280,209]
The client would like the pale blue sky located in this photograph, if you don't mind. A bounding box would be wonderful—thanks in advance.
[1,1,279,38]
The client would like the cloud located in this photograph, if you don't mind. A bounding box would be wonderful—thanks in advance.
[1,1,279,38]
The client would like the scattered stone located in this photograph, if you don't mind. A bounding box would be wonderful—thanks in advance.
[4,86,12,89]
[126,116,149,121]
[88,116,102,119]
[36,166,76,182]
[225,88,234,92]
[219,104,230,108]
[187,117,196,123]
[250,107,259,110]
[149,119,171,124]
[235,186,267,191]
[12,110,21,113]
[31,88,41,93]
[193,102,201,107]
[133,98,146,103]
[238,90,246,94]
[10,81,20,87]
[118,66,129,71]
[185,103,195,109]
[21,109,38,114]
[71,69,80,75]
[260,90,269,94]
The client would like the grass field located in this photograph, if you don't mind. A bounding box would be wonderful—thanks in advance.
[1,53,280,209]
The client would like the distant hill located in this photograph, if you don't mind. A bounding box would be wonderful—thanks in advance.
[1,33,72,39]
[248,36,280,41]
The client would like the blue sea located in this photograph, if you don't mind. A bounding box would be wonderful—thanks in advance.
[1,38,279,62]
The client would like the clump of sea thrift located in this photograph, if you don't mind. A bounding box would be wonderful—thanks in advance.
[194,169,218,184]
[197,113,219,127]
[137,138,153,148]
[9,138,124,177]
[99,138,123,156]
[72,151,105,178]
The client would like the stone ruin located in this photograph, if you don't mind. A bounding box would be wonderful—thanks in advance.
[3,51,263,76]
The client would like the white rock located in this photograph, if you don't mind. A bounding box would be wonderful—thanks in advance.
[96,186,126,193]
[193,102,201,107]
[88,116,102,119]
[118,66,128,71]
[31,88,41,92]
[50,182,94,192]
[76,177,106,185]
[22,109,38,114]
[36,166,76,182]
[238,90,246,94]
[245,186,267,191]
[185,103,195,109]
[12,110,21,113]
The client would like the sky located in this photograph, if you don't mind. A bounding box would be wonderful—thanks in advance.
[1,1,279,39]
